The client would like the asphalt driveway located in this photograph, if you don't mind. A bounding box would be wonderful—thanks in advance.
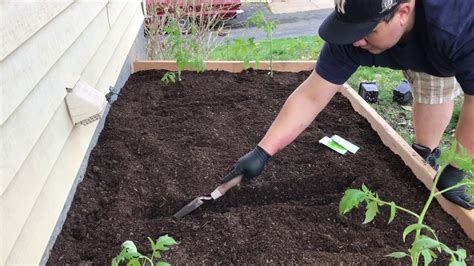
[224,3,332,41]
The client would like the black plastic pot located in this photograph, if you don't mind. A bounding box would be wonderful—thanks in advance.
[358,82,379,103]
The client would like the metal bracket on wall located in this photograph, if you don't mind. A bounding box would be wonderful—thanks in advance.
[105,85,119,104]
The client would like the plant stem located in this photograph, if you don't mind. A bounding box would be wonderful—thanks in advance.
[269,35,273,77]
[434,181,474,196]
[226,41,229,60]
[141,256,154,266]
[414,165,446,240]
[368,194,420,218]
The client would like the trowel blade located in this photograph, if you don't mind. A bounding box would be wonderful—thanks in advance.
[174,197,207,219]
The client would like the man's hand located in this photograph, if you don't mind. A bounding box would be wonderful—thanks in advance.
[223,146,271,182]
[437,165,473,210]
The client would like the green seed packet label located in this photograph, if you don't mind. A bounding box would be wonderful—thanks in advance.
[319,136,348,155]
[331,135,360,154]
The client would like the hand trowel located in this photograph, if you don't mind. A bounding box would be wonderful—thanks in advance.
[173,174,243,218]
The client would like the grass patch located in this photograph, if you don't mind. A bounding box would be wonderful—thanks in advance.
[209,35,461,148]
[210,36,325,61]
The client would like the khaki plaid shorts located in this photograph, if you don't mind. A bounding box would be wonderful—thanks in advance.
[402,70,462,104]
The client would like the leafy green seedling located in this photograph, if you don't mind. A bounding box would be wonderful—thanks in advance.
[230,37,259,70]
[288,37,307,60]
[247,11,278,77]
[164,18,206,81]
[224,37,231,61]
[112,235,177,266]
[340,141,473,265]
[161,72,177,84]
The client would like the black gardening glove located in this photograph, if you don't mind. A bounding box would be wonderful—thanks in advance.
[223,146,271,182]
[412,143,441,170]
[437,165,473,210]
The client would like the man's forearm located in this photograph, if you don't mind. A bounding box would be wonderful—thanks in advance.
[258,70,340,155]
[455,94,474,156]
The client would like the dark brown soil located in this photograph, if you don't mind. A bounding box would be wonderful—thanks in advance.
[48,69,473,265]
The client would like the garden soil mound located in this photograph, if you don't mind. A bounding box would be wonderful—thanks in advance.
[48,70,473,265]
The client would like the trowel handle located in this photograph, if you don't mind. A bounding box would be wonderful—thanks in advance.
[210,174,243,200]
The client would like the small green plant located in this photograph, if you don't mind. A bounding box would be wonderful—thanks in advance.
[164,18,205,81]
[145,0,228,61]
[247,11,278,77]
[223,37,231,61]
[230,37,260,69]
[161,72,177,84]
[340,142,473,265]
[288,37,307,60]
[112,235,177,266]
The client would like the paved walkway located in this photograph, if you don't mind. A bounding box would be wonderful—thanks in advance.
[225,2,332,41]
[268,0,334,14]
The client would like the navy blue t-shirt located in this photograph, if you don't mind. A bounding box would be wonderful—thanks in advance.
[316,0,474,95]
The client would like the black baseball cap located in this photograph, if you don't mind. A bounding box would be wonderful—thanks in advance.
[319,0,402,45]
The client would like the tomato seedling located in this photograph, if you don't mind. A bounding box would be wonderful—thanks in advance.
[340,142,473,265]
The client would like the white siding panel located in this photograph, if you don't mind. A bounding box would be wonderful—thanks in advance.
[0,0,73,60]
[82,0,141,86]
[96,6,144,93]
[0,7,110,196]
[6,114,100,266]
[0,1,107,125]
[106,0,129,26]
[5,4,144,264]
[0,102,73,266]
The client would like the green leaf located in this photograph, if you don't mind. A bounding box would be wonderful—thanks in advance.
[453,151,474,172]
[169,73,176,83]
[403,224,436,242]
[161,72,177,84]
[363,200,379,224]
[148,236,156,250]
[112,257,122,266]
[439,142,457,167]
[421,249,433,266]
[388,201,397,224]
[385,251,408,258]
[115,241,143,261]
[449,262,465,266]
[361,184,369,193]
[153,250,161,259]
[157,262,171,266]
[339,189,366,215]
[411,236,442,254]
[438,243,454,255]
[123,251,142,260]
[122,240,138,253]
[156,235,177,251]
[128,258,141,266]
[427,248,438,259]
[454,249,466,260]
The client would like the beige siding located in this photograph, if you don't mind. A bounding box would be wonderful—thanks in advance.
[97,4,145,92]
[6,108,97,265]
[0,0,144,264]
[2,102,73,265]
[0,1,106,126]
[0,1,108,193]
[0,0,73,60]
[82,0,139,87]
[6,7,145,263]
[106,0,129,26]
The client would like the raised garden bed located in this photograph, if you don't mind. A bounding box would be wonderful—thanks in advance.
[48,63,473,264]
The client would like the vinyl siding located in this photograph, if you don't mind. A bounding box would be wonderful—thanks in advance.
[0,0,145,264]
